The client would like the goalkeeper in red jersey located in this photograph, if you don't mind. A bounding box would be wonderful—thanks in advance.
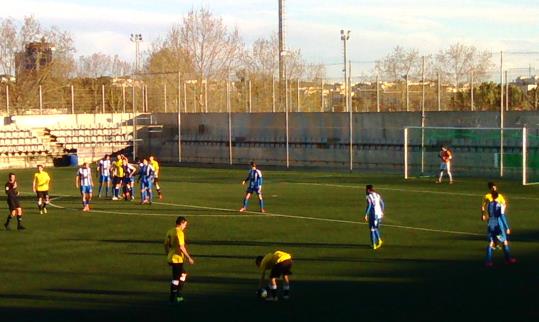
[436,145,453,184]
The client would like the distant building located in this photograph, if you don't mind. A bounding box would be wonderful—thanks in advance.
[513,76,538,92]
[15,38,54,79]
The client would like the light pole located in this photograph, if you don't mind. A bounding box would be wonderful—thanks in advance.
[340,30,350,112]
[130,33,142,72]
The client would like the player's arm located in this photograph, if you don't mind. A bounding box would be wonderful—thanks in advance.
[380,198,385,218]
[164,236,171,254]
[364,199,371,222]
[32,174,37,192]
[242,172,250,185]
[75,174,79,188]
[179,243,194,264]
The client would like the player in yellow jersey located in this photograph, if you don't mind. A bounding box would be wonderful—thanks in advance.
[164,216,194,303]
[33,165,51,214]
[255,250,292,301]
[482,182,510,235]
[112,155,125,200]
[149,155,163,199]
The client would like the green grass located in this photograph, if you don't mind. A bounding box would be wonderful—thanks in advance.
[1,166,538,322]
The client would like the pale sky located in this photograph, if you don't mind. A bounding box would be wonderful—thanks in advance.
[3,0,539,78]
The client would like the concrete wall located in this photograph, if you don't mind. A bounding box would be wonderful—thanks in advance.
[5,111,539,178]
[134,111,539,178]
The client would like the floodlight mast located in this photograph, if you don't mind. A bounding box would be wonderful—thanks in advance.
[341,30,350,112]
[130,33,143,72]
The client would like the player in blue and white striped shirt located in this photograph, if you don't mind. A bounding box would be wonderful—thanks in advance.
[483,191,516,267]
[138,158,155,205]
[239,162,265,213]
[76,163,93,212]
[97,154,111,198]
[364,184,384,250]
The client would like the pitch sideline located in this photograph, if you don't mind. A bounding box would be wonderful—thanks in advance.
[49,196,481,236]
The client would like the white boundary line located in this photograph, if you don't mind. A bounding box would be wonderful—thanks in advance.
[48,196,482,237]
[293,182,539,201]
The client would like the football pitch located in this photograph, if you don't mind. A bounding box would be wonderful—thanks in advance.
[1,166,538,322]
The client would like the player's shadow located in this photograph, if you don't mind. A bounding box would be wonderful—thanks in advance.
[445,228,539,243]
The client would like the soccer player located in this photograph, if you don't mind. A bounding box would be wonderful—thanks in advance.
[97,154,112,198]
[122,157,136,201]
[32,164,51,214]
[111,155,124,200]
[138,158,155,205]
[482,191,517,267]
[481,182,510,235]
[365,184,384,250]
[239,161,265,213]
[436,145,453,184]
[164,216,195,303]
[76,162,93,212]
[255,250,292,301]
[149,155,163,199]
[4,173,25,230]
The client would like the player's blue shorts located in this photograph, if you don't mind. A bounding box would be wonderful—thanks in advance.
[99,175,110,183]
[246,186,262,194]
[80,185,92,194]
[122,177,132,185]
[140,179,153,191]
[368,215,382,229]
[488,225,507,243]
[440,162,448,171]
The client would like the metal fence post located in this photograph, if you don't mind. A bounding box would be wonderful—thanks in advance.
[320,79,324,112]
[470,70,474,111]
[204,79,208,113]
[5,84,9,115]
[227,81,233,165]
[122,85,126,114]
[248,80,252,113]
[177,71,181,162]
[132,84,137,161]
[297,79,301,112]
[71,85,75,114]
[39,85,43,114]
[376,74,380,113]
[437,73,441,111]
[272,75,276,113]
[164,83,167,113]
[102,84,105,113]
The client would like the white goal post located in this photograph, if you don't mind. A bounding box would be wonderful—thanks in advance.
[404,126,538,186]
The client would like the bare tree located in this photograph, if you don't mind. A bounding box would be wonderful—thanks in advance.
[0,18,18,75]
[171,7,245,80]
[436,43,493,88]
[375,46,421,80]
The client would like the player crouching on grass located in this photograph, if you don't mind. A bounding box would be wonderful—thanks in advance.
[255,250,292,301]
[482,191,516,267]
[240,161,265,213]
[365,184,384,250]
[164,216,195,303]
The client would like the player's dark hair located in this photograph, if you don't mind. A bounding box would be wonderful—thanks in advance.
[491,191,499,200]
[487,181,496,189]
[37,164,43,168]
[366,184,373,191]
[255,256,264,266]
[8,172,15,178]
[176,216,187,225]
[250,161,256,167]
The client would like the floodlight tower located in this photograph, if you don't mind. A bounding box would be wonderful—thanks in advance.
[278,0,286,110]
[130,33,143,72]
[341,30,350,112]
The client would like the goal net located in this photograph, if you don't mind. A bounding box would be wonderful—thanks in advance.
[404,127,539,185]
